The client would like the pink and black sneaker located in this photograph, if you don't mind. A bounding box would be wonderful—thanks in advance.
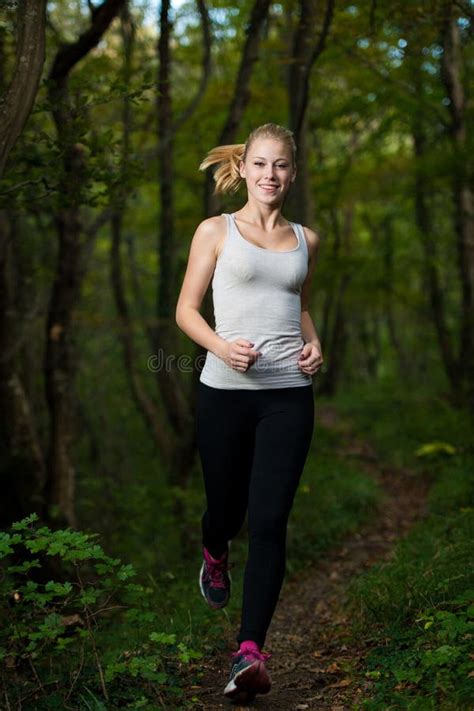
[199,544,232,609]
[223,640,272,702]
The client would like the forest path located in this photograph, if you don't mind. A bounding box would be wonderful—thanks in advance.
[184,404,431,710]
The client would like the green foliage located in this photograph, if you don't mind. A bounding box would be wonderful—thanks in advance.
[333,377,473,472]
[338,384,474,709]
[356,593,474,709]
[348,509,474,627]
[0,513,201,710]
[429,454,474,515]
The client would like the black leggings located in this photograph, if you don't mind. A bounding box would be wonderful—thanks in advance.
[195,381,315,649]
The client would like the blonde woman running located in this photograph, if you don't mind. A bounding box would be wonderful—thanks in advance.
[176,122,323,703]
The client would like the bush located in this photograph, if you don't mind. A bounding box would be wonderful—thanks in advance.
[0,513,201,710]
[346,509,474,708]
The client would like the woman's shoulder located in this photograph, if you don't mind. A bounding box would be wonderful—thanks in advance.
[298,223,321,257]
[190,215,228,260]
[194,214,227,237]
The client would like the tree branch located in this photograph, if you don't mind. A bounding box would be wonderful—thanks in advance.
[49,0,125,81]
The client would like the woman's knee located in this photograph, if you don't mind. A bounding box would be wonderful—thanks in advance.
[248,508,289,543]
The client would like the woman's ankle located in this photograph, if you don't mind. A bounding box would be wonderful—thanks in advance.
[238,639,261,654]
[203,545,227,561]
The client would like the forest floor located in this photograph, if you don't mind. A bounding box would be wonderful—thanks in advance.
[182,404,432,710]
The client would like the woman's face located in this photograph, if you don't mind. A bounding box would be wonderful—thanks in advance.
[239,138,296,205]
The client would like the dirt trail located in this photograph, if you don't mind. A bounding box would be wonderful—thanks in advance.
[184,405,431,710]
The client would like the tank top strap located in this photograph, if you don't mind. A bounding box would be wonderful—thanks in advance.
[222,212,237,241]
[292,222,307,258]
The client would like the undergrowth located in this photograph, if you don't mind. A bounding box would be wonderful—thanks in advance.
[337,378,474,709]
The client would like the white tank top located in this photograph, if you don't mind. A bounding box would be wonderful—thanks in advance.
[199,212,313,390]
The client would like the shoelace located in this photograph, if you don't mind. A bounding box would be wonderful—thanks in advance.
[230,648,272,662]
[205,554,229,589]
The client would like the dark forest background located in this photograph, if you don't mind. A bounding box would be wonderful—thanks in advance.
[0,1,473,709]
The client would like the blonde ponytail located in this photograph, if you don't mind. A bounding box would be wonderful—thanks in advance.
[198,143,246,195]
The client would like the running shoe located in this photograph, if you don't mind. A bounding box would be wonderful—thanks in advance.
[223,644,272,702]
[198,544,231,609]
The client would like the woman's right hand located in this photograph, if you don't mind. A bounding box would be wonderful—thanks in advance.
[220,338,262,372]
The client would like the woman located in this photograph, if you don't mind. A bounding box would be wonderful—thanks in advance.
[175,122,323,702]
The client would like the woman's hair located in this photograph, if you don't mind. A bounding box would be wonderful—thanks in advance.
[198,122,296,195]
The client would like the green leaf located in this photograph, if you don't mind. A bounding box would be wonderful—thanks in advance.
[79,588,99,605]
[149,632,176,645]
[414,441,457,457]
[117,564,135,580]
[45,580,73,596]
[422,645,461,667]
[0,533,22,557]
[11,513,39,530]
[8,559,41,573]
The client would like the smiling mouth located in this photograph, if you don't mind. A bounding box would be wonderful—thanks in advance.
[259,185,278,191]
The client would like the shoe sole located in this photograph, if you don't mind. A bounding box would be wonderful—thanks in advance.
[223,659,271,700]
[198,540,232,610]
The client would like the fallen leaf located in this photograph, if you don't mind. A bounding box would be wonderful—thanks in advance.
[327,678,352,688]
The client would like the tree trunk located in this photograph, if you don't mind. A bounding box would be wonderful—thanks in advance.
[440,4,474,408]
[363,213,411,376]
[0,211,45,527]
[286,0,335,224]
[412,122,458,389]
[43,0,125,526]
[154,0,193,478]
[319,204,353,396]
[0,0,46,178]
[380,218,411,375]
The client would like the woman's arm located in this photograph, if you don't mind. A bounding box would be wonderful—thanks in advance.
[298,226,323,373]
[175,216,228,360]
[175,217,262,372]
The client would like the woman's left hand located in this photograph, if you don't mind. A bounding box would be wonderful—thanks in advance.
[297,342,323,375]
